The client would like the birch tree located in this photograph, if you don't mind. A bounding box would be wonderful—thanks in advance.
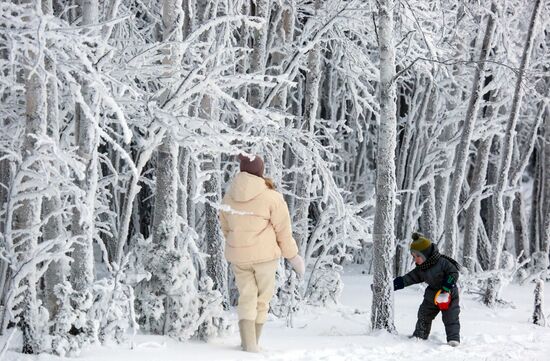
[40,0,66,319]
[70,0,99,294]
[11,4,48,351]
[371,0,397,333]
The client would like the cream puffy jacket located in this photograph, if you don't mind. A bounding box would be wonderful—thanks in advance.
[220,172,299,265]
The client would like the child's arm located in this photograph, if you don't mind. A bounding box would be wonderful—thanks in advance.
[394,268,422,291]
[441,259,460,292]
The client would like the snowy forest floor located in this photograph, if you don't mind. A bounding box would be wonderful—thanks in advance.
[4,269,550,361]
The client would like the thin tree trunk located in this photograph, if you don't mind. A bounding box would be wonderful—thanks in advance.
[294,0,321,259]
[202,154,229,310]
[70,0,99,294]
[151,137,178,248]
[249,0,270,107]
[485,0,543,306]
[463,136,493,272]
[511,191,529,259]
[15,19,48,352]
[419,84,438,241]
[151,0,184,249]
[539,86,550,261]
[530,150,542,254]
[42,46,66,317]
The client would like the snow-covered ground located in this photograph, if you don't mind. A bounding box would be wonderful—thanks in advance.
[4,271,550,361]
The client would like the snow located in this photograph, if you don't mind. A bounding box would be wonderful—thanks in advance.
[4,270,550,361]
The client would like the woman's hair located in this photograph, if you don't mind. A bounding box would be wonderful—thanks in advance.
[263,177,276,190]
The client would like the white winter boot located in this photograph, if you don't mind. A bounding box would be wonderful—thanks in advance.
[238,320,259,352]
[447,340,460,347]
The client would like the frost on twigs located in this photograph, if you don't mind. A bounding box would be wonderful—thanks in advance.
[270,263,303,328]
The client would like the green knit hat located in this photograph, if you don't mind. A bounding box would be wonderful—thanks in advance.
[410,232,432,259]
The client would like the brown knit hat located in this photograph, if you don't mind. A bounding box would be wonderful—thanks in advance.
[238,154,264,177]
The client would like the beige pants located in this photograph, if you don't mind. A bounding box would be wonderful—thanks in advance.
[232,259,279,324]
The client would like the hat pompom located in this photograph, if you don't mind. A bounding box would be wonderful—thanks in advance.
[410,232,432,255]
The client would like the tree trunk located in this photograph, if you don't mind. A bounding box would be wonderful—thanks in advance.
[294,0,321,259]
[444,2,497,259]
[151,136,178,248]
[540,85,550,263]
[70,0,99,294]
[42,58,66,317]
[419,84,438,241]
[203,154,229,310]
[370,0,397,333]
[463,136,492,272]
[511,191,529,259]
[151,0,185,249]
[249,0,271,107]
[532,279,545,326]
[485,0,543,306]
[15,28,48,354]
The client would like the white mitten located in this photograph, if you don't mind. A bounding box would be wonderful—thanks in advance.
[288,255,305,277]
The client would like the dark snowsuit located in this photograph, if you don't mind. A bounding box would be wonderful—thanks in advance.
[396,244,460,342]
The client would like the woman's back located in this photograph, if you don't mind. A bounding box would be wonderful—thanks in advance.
[221,172,297,265]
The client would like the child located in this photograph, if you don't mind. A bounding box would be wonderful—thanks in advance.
[393,232,461,347]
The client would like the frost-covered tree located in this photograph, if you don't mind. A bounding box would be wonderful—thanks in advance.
[484,0,543,306]
[443,2,497,260]
[532,279,545,326]
[370,0,397,333]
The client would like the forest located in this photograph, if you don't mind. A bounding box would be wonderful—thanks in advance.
[0,0,548,356]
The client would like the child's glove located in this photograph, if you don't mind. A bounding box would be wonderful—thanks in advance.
[434,290,451,311]
[393,276,404,291]
[288,255,305,277]
[441,275,456,293]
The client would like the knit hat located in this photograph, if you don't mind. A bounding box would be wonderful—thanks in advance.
[410,232,433,260]
[239,154,264,177]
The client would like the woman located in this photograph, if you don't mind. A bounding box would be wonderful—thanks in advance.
[220,154,304,352]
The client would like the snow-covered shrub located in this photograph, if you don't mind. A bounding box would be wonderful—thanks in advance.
[89,258,137,345]
[460,251,529,305]
[305,263,343,307]
[50,282,97,356]
[130,231,228,341]
[270,264,303,327]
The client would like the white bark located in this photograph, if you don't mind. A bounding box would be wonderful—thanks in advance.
[151,136,178,248]
[70,0,99,293]
[463,136,492,272]
[249,0,271,107]
[371,0,396,333]
[15,34,48,354]
[485,0,543,306]
[532,279,545,326]
[203,155,229,310]
[511,191,529,258]
[42,50,66,316]
[539,87,550,258]
[444,2,497,259]
[419,85,438,240]
[151,0,184,249]
[294,0,321,259]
